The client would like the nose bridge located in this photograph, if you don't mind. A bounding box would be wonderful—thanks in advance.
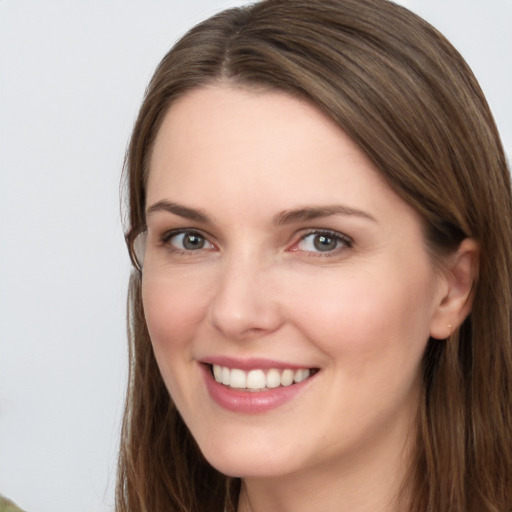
[209,246,282,339]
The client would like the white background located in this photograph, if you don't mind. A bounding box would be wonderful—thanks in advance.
[0,1,510,511]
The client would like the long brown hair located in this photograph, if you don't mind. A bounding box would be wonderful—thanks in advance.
[118,1,512,510]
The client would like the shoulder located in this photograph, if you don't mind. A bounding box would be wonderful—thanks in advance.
[0,496,25,512]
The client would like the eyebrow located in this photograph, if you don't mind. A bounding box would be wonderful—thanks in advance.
[146,200,377,225]
[146,200,210,223]
[273,205,377,225]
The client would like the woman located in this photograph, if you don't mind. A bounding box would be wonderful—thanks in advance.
[119,0,512,510]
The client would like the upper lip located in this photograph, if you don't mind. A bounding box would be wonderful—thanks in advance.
[200,356,316,371]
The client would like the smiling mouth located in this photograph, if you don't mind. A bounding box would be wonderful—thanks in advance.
[210,364,319,392]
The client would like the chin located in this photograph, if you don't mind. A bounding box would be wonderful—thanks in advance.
[197,431,303,479]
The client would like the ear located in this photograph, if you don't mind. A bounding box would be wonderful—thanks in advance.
[429,238,479,340]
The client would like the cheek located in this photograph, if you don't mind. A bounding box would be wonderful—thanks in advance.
[142,274,209,354]
[284,266,435,368]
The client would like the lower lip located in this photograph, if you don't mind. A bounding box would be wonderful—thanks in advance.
[201,364,315,414]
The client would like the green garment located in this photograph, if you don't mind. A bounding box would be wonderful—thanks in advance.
[0,496,24,512]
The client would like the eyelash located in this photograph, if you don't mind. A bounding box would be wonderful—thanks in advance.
[159,228,353,257]
[293,229,353,256]
[160,229,215,254]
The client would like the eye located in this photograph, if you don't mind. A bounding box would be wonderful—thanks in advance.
[294,230,352,254]
[163,230,215,252]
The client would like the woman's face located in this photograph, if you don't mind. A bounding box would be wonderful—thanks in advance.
[142,85,447,480]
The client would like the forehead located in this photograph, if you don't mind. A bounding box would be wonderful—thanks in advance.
[146,84,415,229]
[149,85,354,174]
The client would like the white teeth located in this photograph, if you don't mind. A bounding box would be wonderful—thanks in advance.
[246,369,266,389]
[280,369,294,386]
[211,364,313,390]
[294,369,310,383]
[266,368,281,388]
[213,364,223,382]
[230,368,246,389]
[221,366,230,386]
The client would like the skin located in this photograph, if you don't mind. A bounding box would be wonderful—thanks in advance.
[142,84,476,512]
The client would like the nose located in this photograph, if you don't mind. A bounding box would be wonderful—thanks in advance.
[208,253,283,340]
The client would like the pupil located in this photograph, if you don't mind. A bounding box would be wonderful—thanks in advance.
[184,233,205,250]
[314,234,337,252]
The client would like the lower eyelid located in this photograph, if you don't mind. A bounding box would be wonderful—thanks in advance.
[157,229,351,255]
[295,231,352,251]
[159,230,214,250]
